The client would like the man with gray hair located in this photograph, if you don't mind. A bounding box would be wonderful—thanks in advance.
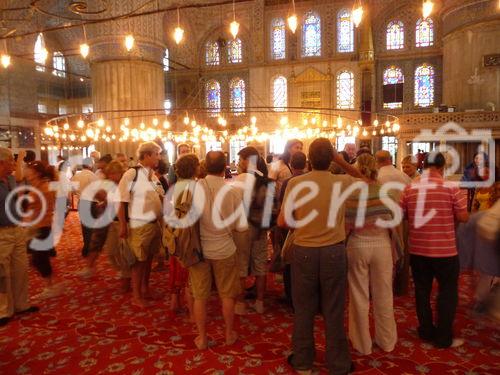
[118,142,164,307]
[0,147,38,326]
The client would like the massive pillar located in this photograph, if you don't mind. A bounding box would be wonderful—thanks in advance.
[87,0,165,156]
[442,0,500,112]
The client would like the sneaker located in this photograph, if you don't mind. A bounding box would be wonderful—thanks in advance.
[450,338,465,348]
[235,302,246,316]
[252,300,264,314]
[76,267,95,278]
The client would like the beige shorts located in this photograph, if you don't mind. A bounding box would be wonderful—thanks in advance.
[128,222,161,262]
[189,253,241,300]
[238,226,268,277]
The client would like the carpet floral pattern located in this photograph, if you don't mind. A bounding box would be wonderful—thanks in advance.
[1,213,499,374]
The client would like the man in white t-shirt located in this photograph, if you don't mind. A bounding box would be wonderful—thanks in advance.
[118,142,164,308]
[189,151,247,350]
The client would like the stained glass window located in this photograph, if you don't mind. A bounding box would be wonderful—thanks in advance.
[34,33,46,72]
[230,77,246,115]
[414,64,435,108]
[272,76,287,111]
[386,21,404,50]
[383,66,404,109]
[337,9,354,53]
[52,52,65,77]
[205,80,221,116]
[206,41,220,66]
[163,49,169,71]
[228,38,242,64]
[271,18,286,60]
[302,11,321,57]
[416,18,434,47]
[337,71,354,109]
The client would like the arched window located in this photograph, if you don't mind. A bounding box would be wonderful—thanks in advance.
[163,49,169,71]
[337,9,354,53]
[228,38,242,64]
[414,64,435,108]
[386,21,404,50]
[34,33,47,72]
[416,18,434,47]
[302,11,321,57]
[272,76,287,111]
[336,71,354,109]
[230,77,246,115]
[205,41,220,66]
[205,80,221,116]
[52,52,65,77]
[271,17,286,60]
[383,66,404,109]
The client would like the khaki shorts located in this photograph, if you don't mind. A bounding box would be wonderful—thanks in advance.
[128,222,161,262]
[189,253,241,300]
[238,226,268,277]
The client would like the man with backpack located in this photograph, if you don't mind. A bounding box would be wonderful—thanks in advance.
[118,142,164,308]
[189,151,246,350]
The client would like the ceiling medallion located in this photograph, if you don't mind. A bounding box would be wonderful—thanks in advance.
[68,1,109,16]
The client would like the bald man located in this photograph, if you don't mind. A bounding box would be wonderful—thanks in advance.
[376,150,411,187]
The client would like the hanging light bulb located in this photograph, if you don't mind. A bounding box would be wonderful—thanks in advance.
[80,43,89,58]
[422,0,434,19]
[362,129,368,137]
[173,8,184,44]
[373,119,379,127]
[97,118,105,127]
[352,2,364,28]
[77,119,84,128]
[152,118,159,127]
[125,35,135,51]
[337,116,343,128]
[229,0,239,38]
[1,54,11,68]
[230,20,240,39]
[287,0,298,33]
[183,115,190,125]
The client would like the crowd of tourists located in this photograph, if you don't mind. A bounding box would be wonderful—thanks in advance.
[0,138,498,375]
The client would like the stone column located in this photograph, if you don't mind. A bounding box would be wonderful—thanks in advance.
[87,0,166,156]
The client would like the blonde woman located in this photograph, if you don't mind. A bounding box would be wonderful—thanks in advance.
[345,154,400,355]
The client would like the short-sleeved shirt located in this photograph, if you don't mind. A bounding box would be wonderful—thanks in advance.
[118,164,164,224]
[268,160,292,196]
[401,170,467,257]
[282,170,353,247]
[71,169,97,197]
[0,175,18,227]
[197,175,247,260]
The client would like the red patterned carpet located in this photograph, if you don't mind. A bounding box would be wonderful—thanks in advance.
[1,213,499,374]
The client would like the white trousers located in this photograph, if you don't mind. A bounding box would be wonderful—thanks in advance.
[0,226,30,319]
[347,232,397,355]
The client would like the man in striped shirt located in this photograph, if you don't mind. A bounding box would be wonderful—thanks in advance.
[401,152,469,348]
